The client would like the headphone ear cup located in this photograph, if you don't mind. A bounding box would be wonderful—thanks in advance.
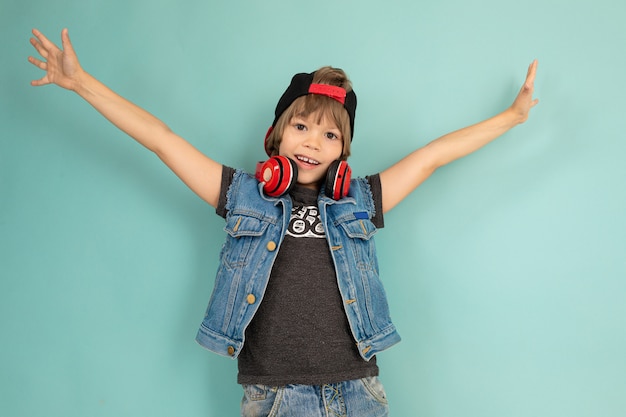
[325,160,351,200]
[256,156,298,197]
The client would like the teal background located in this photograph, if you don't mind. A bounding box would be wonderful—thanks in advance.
[2,0,625,416]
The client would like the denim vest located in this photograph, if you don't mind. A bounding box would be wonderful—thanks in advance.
[195,169,401,361]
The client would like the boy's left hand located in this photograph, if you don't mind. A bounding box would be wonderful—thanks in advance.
[510,60,539,124]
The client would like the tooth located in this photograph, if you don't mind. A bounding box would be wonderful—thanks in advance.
[297,156,319,165]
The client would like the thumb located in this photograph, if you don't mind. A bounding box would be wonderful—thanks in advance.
[61,28,76,55]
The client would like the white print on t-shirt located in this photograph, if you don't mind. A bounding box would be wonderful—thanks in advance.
[286,205,325,238]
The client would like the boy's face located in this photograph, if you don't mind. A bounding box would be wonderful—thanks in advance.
[278,112,344,190]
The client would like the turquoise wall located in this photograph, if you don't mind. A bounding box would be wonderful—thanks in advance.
[2,0,625,416]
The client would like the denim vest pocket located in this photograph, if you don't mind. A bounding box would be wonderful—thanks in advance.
[337,217,378,269]
[222,212,274,269]
[224,212,272,238]
[337,217,377,240]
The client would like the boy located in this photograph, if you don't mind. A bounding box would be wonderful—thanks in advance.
[29,28,538,416]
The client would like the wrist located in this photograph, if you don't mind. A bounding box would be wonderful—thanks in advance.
[72,69,93,96]
[503,106,526,126]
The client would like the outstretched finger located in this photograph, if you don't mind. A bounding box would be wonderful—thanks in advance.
[31,28,60,55]
[28,55,47,70]
[31,75,51,87]
[29,36,49,59]
[525,61,539,107]
[525,60,538,88]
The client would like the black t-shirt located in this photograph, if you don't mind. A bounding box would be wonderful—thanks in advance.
[217,166,384,386]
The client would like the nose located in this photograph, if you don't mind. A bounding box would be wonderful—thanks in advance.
[302,131,321,151]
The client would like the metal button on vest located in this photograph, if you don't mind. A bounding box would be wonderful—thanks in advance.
[266,241,277,251]
[246,294,256,304]
[227,346,235,356]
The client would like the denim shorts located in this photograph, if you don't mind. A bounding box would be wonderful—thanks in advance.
[241,377,389,417]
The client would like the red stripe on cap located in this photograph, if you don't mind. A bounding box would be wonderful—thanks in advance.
[308,84,347,104]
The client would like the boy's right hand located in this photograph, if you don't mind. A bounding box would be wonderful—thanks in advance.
[29,28,84,91]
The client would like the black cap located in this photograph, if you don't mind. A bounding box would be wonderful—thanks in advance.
[271,71,357,140]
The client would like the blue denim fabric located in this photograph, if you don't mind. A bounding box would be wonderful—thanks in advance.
[195,169,401,360]
[241,377,389,417]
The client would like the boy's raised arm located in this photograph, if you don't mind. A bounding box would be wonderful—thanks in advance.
[379,60,539,214]
[29,28,223,208]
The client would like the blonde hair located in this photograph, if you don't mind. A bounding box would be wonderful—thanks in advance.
[265,67,353,160]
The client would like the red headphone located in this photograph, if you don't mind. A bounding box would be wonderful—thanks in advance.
[255,156,351,200]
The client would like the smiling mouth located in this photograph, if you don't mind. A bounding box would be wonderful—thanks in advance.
[296,155,320,166]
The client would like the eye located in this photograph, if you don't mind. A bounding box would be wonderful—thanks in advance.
[294,123,306,131]
[325,132,340,140]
